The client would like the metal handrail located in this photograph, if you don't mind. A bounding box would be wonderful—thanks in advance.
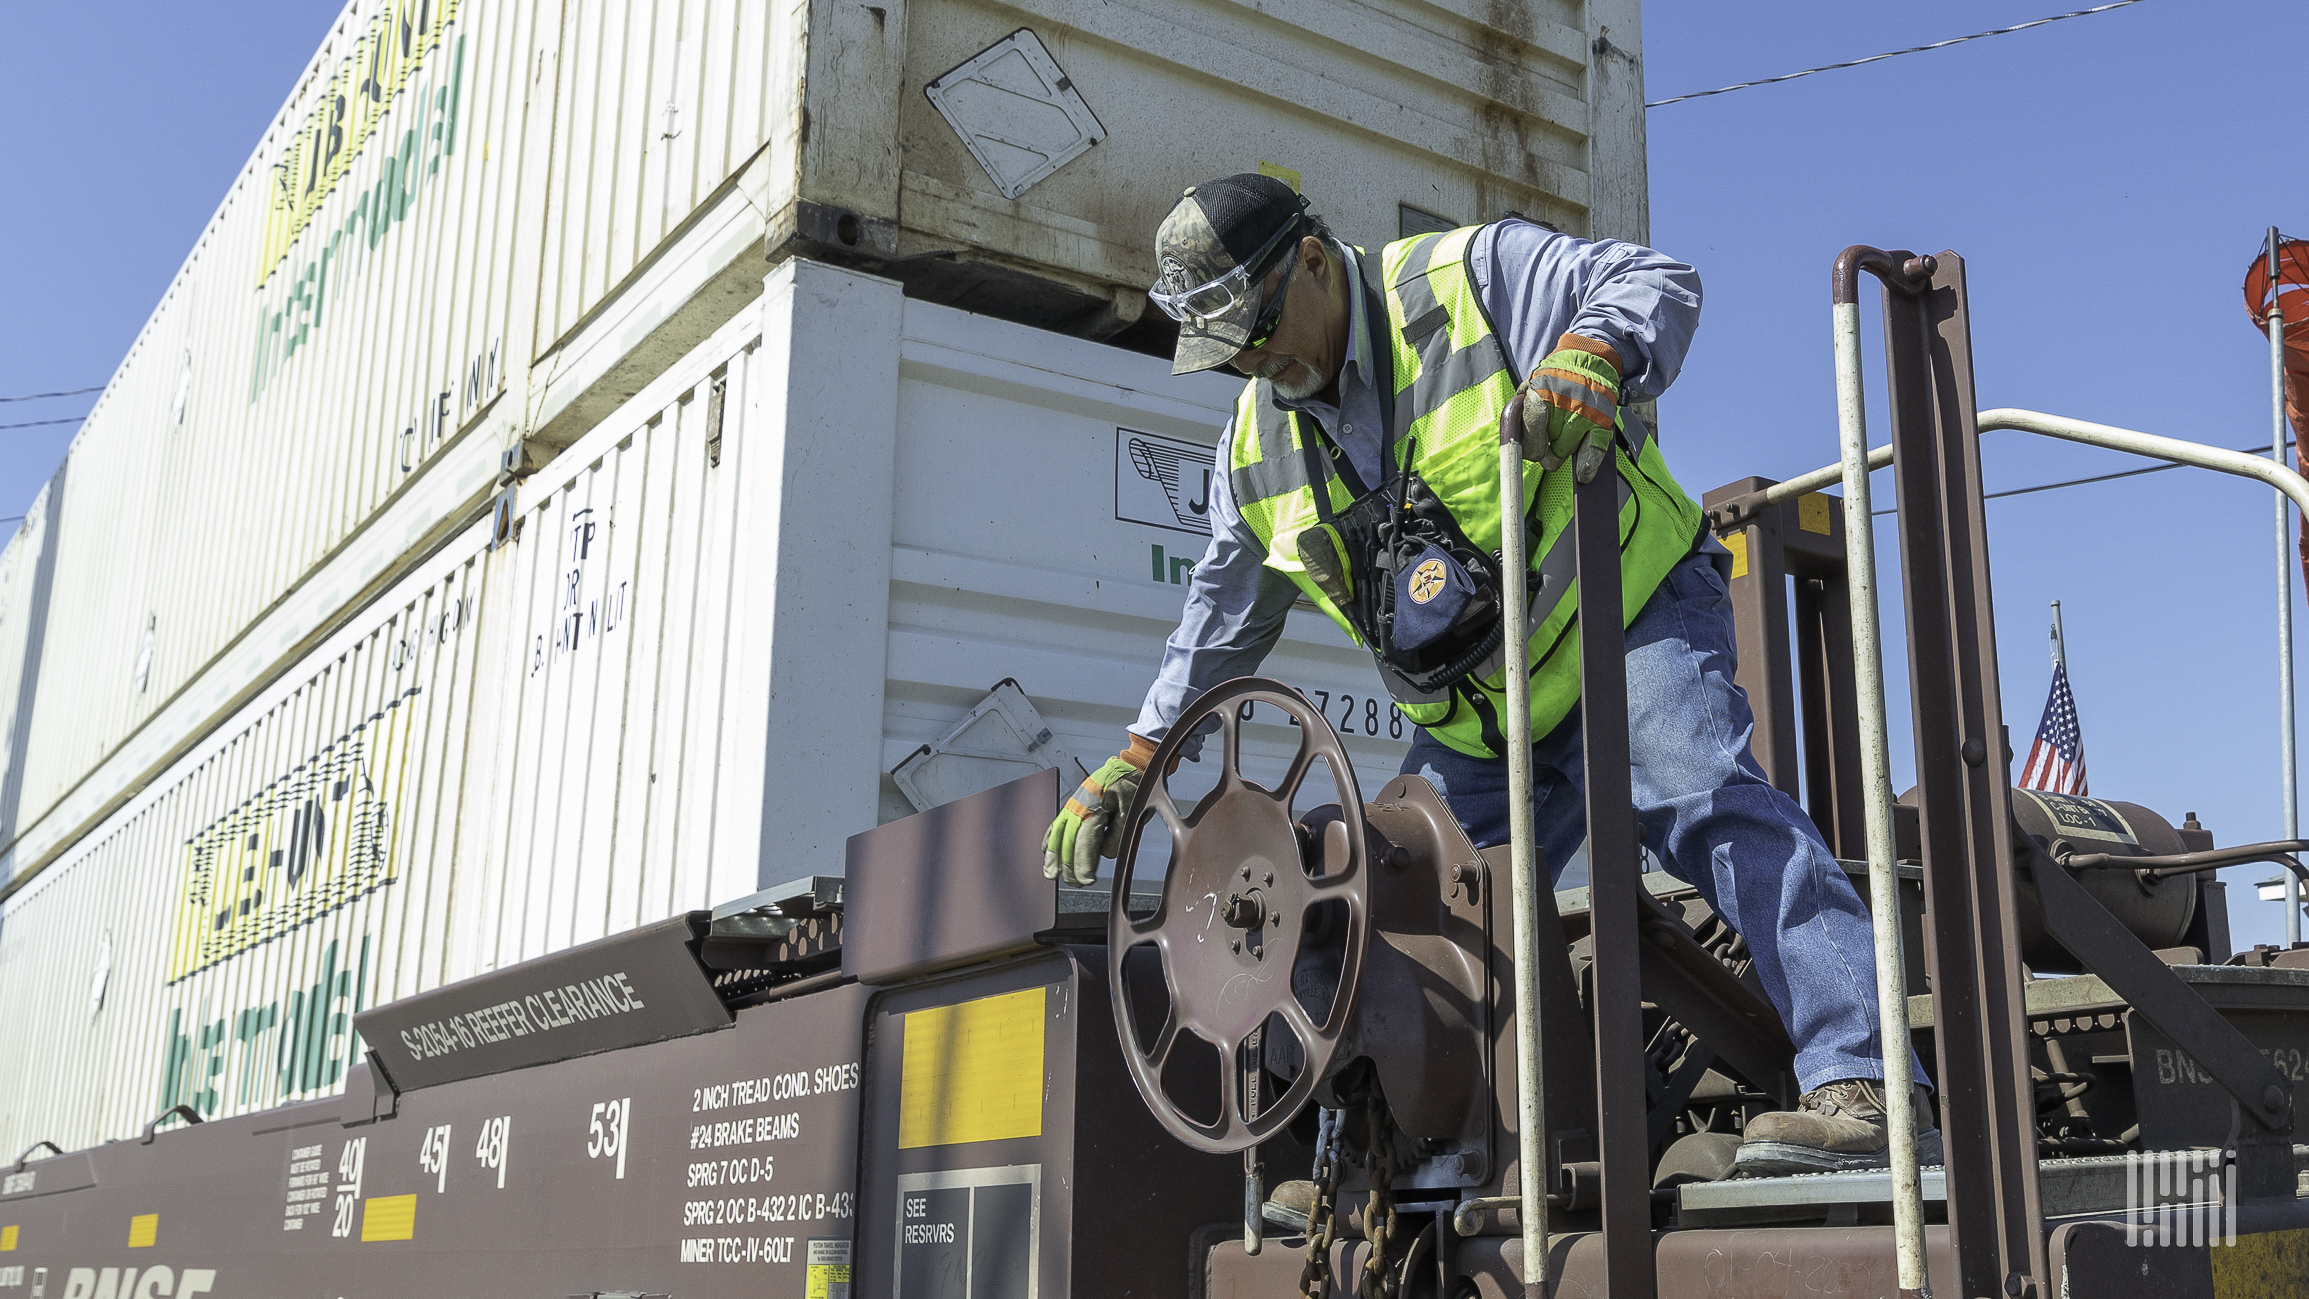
[1494,395,1550,1291]
[1794,397,2309,1297]
[1731,408,2309,518]
[1826,268,1926,1297]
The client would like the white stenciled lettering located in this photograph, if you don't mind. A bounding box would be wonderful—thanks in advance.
[687,1114,801,1150]
[396,972,645,1066]
[586,1099,631,1179]
[418,1124,454,1194]
[474,1115,512,1189]
[686,1157,773,1189]
[281,1141,330,1229]
[681,1193,850,1228]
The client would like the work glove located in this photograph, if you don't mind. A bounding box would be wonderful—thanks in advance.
[1518,333,1624,483]
[1042,735,1158,888]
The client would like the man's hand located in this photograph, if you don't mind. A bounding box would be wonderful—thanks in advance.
[1518,334,1624,483]
[1042,735,1158,887]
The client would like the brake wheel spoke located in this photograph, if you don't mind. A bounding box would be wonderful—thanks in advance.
[1270,731,1316,805]
[1143,1009,1181,1072]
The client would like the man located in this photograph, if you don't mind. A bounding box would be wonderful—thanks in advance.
[1045,173,1937,1177]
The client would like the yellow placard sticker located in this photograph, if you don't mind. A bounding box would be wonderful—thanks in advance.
[1722,532,1748,579]
[900,986,1047,1149]
[2212,1225,2309,1296]
[805,1238,853,1297]
[1798,493,1832,535]
[127,1214,158,1248]
[360,1194,417,1242]
[0,1224,18,1251]
[1257,161,1302,193]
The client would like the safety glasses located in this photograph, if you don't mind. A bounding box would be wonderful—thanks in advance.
[1239,252,1298,353]
[1147,216,1303,325]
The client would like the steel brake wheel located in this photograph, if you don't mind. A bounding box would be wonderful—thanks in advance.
[1106,677,1369,1154]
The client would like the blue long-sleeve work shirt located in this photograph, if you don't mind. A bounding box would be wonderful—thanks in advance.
[1129,219,1704,744]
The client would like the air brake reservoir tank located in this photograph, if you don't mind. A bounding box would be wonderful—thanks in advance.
[2008,791,2200,971]
[1901,789,2200,972]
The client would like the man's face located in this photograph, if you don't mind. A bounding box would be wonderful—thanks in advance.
[1228,237,1347,401]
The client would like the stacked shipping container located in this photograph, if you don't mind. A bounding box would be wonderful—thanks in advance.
[0,0,1650,1148]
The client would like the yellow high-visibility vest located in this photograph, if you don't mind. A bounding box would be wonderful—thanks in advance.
[1225,225,1705,758]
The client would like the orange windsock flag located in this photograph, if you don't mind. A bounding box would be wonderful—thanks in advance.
[2244,235,2309,588]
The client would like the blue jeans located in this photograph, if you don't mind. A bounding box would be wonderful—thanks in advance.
[1403,551,1922,1095]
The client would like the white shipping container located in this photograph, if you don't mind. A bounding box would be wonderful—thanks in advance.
[0,0,1646,898]
[0,260,1412,1152]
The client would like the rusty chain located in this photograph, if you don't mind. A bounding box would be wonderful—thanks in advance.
[1297,1073,1407,1299]
[1297,1109,1343,1298]
[1357,1080,1402,1299]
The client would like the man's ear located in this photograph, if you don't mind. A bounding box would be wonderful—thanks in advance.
[1300,235,1330,279]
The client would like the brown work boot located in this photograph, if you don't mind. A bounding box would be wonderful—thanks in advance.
[1733,1079,1944,1177]
[1261,1179,1318,1233]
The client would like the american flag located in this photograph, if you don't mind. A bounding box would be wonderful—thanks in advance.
[2018,662,2088,796]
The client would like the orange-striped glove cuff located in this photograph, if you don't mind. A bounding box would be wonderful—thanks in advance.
[1064,751,1148,820]
[1529,335,1622,431]
[1526,334,1624,481]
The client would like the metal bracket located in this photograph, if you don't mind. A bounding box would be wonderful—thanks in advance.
[1634,890,1798,1104]
[9,1141,62,1173]
[1569,462,1658,1298]
[2033,858,2293,1131]
[1875,245,2046,1297]
[487,489,520,551]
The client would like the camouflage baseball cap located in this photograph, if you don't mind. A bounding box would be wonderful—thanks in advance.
[1152,173,1309,375]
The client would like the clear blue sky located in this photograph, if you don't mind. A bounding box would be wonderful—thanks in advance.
[1641,0,2306,950]
[2,1,2304,945]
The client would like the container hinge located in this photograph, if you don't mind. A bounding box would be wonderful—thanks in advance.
[488,490,521,551]
[499,438,548,486]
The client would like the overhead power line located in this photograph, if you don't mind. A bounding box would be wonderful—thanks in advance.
[1871,439,2290,515]
[1647,1,2152,108]
[0,386,102,404]
[0,417,85,431]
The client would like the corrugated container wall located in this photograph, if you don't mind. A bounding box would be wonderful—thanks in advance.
[0,297,766,1152]
[0,0,1645,894]
[0,260,1422,1151]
